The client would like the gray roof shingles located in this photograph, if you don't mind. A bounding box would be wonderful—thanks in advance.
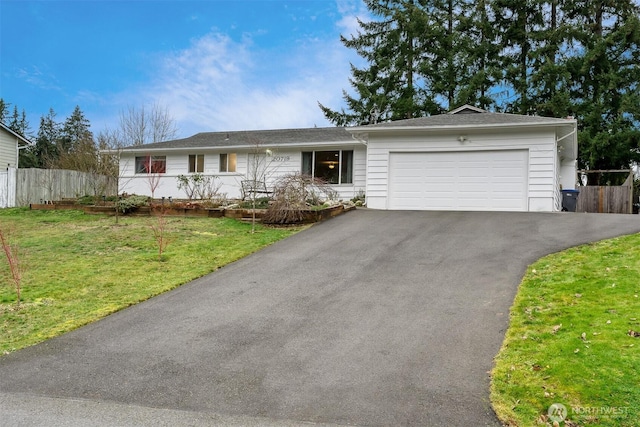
[121,127,353,151]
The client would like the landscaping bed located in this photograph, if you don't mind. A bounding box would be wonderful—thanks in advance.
[29,200,356,223]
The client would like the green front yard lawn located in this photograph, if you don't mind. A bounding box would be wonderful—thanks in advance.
[0,208,304,354]
[491,233,640,426]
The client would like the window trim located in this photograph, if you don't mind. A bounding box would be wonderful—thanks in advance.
[135,155,166,174]
[189,154,204,173]
[301,149,354,185]
[219,153,237,173]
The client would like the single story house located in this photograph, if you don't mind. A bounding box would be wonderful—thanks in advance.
[117,105,578,212]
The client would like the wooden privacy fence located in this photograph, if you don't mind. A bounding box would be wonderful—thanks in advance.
[576,170,634,214]
[0,168,17,208]
[15,168,117,207]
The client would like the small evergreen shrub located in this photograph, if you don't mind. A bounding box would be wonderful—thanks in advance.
[116,195,150,213]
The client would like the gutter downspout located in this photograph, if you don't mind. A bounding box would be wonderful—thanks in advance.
[556,128,576,144]
[351,132,369,205]
[15,135,30,169]
[351,132,368,146]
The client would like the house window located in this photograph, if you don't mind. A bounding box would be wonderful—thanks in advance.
[135,155,166,174]
[219,153,237,172]
[301,150,353,184]
[189,154,204,173]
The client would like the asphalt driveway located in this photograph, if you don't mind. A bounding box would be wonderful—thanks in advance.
[1,210,640,426]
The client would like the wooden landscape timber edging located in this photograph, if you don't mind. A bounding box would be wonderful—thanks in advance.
[576,170,634,214]
[28,203,355,223]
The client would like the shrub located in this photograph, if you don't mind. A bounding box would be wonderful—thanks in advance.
[77,195,118,205]
[177,174,222,200]
[77,195,97,205]
[239,197,271,209]
[351,189,366,204]
[263,173,334,224]
[116,195,150,214]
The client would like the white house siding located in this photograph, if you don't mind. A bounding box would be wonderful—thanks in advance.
[0,130,18,169]
[119,145,366,201]
[559,159,577,190]
[365,128,560,212]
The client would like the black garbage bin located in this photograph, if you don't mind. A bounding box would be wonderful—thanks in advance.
[561,189,579,212]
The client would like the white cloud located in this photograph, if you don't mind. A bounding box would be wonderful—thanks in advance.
[336,0,370,37]
[127,1,367,137]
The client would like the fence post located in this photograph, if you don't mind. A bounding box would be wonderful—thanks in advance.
[7,167,17,207]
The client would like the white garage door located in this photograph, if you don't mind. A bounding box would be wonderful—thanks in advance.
[388,150,528,211]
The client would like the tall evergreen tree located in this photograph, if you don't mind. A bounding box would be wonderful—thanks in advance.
[456,0,502,110]
[319,0,436,125]
[563,0,640,180]
[34,109,61,168]
[491,0,545,114]
[7,106,31,137]
[420,0,485,110]
[0,99,8,123]
[528,1,573,118]
[58,106,93,155]
[320,0,509,123]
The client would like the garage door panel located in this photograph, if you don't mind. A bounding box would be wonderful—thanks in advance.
[389,150,528,211]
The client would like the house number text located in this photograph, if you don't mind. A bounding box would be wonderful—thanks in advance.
[272,156,290,162]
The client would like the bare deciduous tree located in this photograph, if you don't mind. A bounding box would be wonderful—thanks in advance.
[96,128,130,223]
[119,103,178,146]
[245,138,277,233]
[150,206,171,261]
[0,228,23,305]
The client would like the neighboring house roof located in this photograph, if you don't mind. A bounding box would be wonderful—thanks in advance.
[120,127,355,152]
[448,104,486,114]
[0,122,32,146]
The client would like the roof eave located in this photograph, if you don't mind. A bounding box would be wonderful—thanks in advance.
[348,119,578,134]
[0,123,33,145]
[111,139,357,154]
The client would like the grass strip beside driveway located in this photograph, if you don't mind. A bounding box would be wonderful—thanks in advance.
[0,209,303,354]
[491,233,640,427]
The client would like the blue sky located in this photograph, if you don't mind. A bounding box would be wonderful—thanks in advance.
[1,0,368,139]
